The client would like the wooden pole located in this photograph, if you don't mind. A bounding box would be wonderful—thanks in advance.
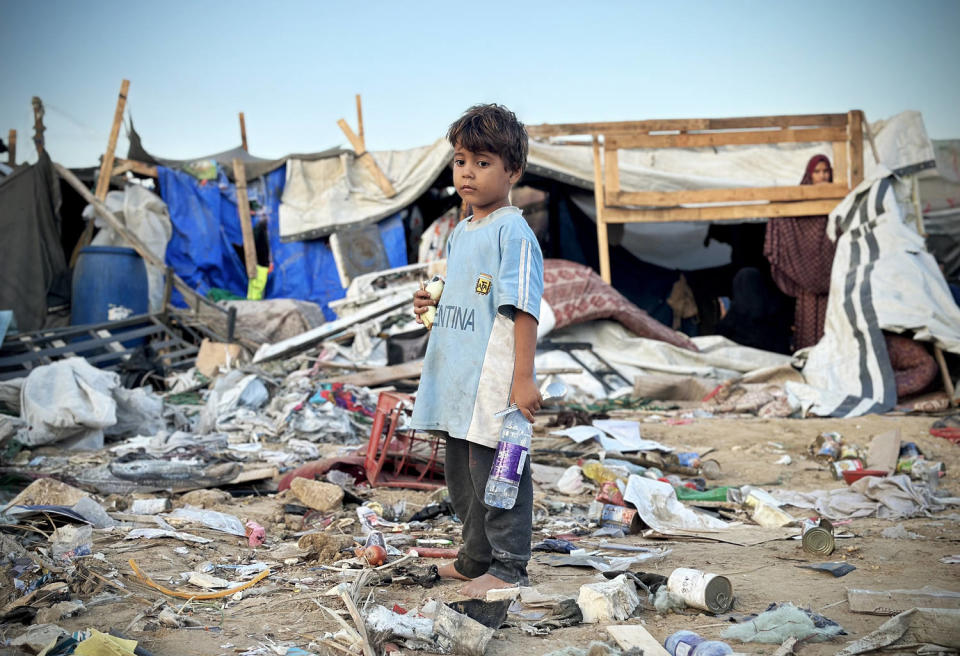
[355,94,364,149]
[848,109,864,188]
[337,118,397,198]
[70,79,130,267]
[6,129,14,166]
[95,79,130,201]
[239,112,248,151]
[592,135,612,284]
[232,158,258,279]
[31,97,45,156]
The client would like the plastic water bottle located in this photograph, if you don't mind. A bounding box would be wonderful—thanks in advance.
[484,409,531,509]
[692,641,733,656]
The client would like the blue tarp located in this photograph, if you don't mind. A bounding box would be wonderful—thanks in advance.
[157,165,407,320]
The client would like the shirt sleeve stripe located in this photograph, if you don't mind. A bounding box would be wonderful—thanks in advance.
[517,238,527,311]
[522,240,531,311]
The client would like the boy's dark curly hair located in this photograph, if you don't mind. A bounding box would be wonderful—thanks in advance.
[446,104,528,174]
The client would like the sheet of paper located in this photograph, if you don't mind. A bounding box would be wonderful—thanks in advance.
[550,425,603,443]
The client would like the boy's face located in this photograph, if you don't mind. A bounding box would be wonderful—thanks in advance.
[453,143,521,217]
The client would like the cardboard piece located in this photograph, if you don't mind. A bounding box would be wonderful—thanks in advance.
[196,339,246,378]
[866,429,901,474]
[847,586,960,615]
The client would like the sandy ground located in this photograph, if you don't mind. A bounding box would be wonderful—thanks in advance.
[3,413,958,655]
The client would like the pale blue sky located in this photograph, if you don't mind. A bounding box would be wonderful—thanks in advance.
[2,0,958,167]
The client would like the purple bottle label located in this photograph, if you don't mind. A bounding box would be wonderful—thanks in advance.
[490,442,528,485]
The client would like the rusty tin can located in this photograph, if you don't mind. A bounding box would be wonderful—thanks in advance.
[801,517,835,556]
[666,567,733,613]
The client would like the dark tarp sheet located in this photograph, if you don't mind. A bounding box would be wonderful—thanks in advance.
[157,164,406,320]
[0,152,67,332]
[128,122,344,181]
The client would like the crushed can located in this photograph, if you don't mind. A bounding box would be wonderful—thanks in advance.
[801,517,835,556]
[831,459,863,480]
[588,501,643,534]
[666,567,733,613]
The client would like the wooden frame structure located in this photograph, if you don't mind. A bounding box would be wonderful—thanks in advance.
[527,111,865,283]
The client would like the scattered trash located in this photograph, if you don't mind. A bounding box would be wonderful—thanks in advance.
[835,608,960,655]
[797,561,856,577]
[880,523,922,539]
[723,602,845,644]
[665,630,733,655]
[846,586,960,614]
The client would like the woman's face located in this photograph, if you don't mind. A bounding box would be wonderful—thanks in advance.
[811,160,832,185]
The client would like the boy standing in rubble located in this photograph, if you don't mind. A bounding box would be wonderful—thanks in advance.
[411,104,543,597]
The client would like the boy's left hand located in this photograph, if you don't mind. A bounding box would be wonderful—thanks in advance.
[511,376,542,423]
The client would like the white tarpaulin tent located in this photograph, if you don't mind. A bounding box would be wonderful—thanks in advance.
[789,169,960,417]
[279,139,454,241]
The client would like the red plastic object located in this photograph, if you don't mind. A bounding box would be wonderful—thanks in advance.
[842,469,888,485]
[364,391,445,490]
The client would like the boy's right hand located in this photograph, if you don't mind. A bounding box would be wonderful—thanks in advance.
[413,289,437,324]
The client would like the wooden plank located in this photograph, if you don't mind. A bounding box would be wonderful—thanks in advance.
[603,199,841,223]
[111,158,157,178]
[849,109,864,187]
[606,625,671,656]
[526,113,847,137]
[232,158,258,279]
[592,136,612,284]
[603,143,620,198]
[239,112,248,151]
[934,346,956,403]
[322,359,423,387]
[847,587,960,615]
[6,129,14,165]
[337,118,397,198]
[610,183,848,207]
[832,140,849,188]
[31,97,45,155]
[95,80,130,201]
[355,94,364,149]
[607,127,846,150]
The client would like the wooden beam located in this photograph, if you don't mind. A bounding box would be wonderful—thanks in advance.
[592,136,612,284]
[6,129,14,166]
[832,140,849,188]
[604,144,620,196]
[603,199,841,223]
[31,97,45,155]
[849,109,864,187]
[934,346,956,404]
[337,118,397,198]
[607,127,846,150]
[322,359,423,387]
[111,158,157,178]
[95,79,130,201]
[527,113,847,138]
[609,183,849,207]
[232,158,258,279]
[355,94,364,150]
[70,79,130,268]
[239,112,248,151]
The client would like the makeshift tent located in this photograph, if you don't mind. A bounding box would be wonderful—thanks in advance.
[0,152,68,331]
[156,164,406,319]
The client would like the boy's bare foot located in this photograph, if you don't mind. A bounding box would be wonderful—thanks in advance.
[437,562,471,581]
[459,573,516,598]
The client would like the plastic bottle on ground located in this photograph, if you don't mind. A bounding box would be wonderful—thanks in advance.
[665,630,705,656]
[484,409,531,509]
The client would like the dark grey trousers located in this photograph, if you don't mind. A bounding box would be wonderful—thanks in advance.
[443,434,532,585]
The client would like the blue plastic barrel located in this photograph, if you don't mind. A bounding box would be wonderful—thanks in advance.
[71,246,149,326]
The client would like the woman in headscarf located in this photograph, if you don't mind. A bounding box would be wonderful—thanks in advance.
[764,154,835,350]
